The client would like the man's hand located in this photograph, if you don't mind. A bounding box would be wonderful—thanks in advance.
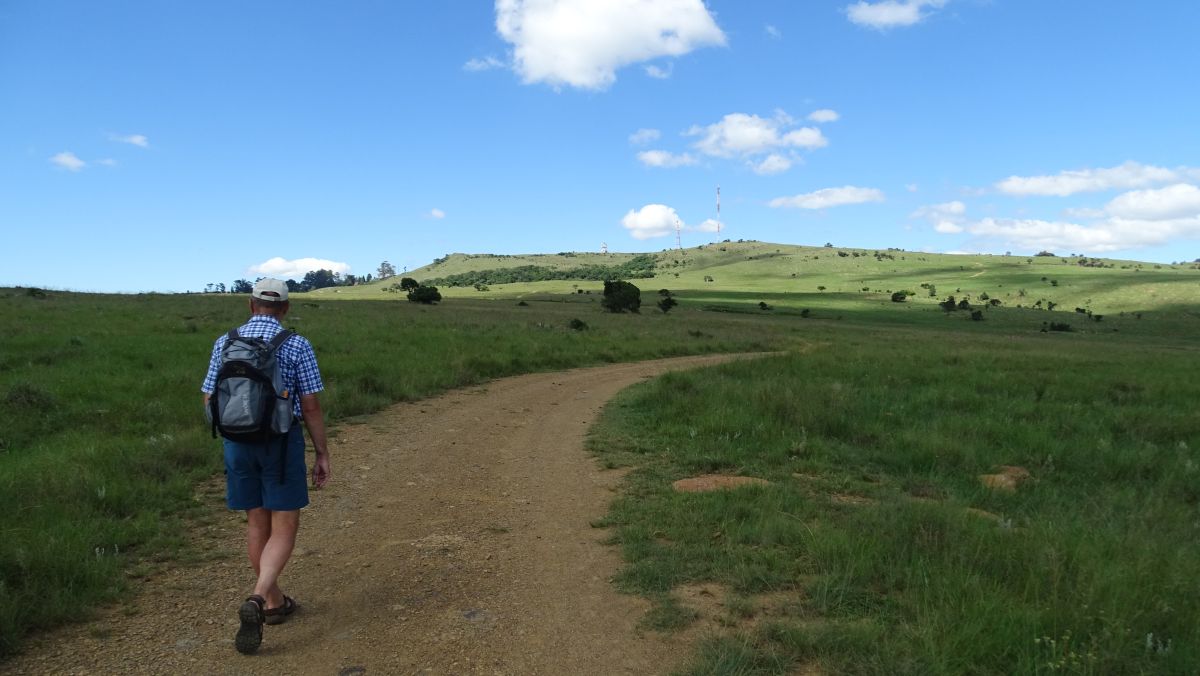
[301,393,331,489]
[312,451,330,489]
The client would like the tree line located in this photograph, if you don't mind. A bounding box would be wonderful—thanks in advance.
[423,254,657,288]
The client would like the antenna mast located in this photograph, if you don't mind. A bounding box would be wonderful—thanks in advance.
[601,242,608,254]
[716,185,721,238]
[675,217,683,252]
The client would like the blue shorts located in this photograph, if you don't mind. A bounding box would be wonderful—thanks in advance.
[224,425,309,511]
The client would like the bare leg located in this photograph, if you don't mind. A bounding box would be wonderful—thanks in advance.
[249,509,299,609]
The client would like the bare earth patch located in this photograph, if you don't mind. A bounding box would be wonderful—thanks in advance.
[672,475,771,493]
[7,353,768,676]
[979,465,1033,492]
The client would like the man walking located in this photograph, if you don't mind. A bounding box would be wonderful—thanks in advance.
[201,278,331,655]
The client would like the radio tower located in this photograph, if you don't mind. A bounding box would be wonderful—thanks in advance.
[601,242,608,254]
[674,217,683,252]
[716,185,722,238]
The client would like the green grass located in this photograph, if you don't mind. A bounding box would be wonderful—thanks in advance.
[0,288,788,656]
[320,242,1200,324]
[3,243,1199,667]
[588,322,1200,674]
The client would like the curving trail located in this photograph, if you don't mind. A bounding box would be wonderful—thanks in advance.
[9,353,767,676]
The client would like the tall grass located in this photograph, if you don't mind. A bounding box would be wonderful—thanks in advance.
[0,288,784,655]
[589,325,1200,674]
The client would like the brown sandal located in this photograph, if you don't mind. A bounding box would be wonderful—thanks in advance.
[235,594,265,655]
[263,595,298,626]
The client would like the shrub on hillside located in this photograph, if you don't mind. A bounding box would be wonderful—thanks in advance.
[568,318,588,331]
[399,277,419,292]
[657,296,678,314]
[891,292,908,303]
[601,280,641,313]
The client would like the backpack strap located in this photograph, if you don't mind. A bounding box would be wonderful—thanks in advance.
[268,329,294,351]
[228,328,240,341]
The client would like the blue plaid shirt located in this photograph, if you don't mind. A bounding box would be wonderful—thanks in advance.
[201,315,324,419]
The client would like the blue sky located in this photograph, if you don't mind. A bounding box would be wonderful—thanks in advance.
[3,0,1198,292]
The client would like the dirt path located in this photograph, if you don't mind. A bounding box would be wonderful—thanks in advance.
[9,354,765,676]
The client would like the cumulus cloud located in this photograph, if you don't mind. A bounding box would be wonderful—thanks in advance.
[111,133,149,147]
[688,112,827,158]
[935,183,1200,253]
[644,63,673,79]
[765,24,781,39]
[751,154,792,175]
[620,204,718,239]
[464,55,506,71]
[913,200,966,233]
[629,128,661,145]
[1104,183,1200,221]
[769,186,885,209]
[846,0,948,30]
[637,150,698,168]
[248,257,351,280]
[996,161,1180,197]
[95,158,118,167]
[1063,207,1106,220]
[807,109,839,123]
[430,208,446,219]
[495,0,726,90]
[621,204,681,239]
[49,151,85,171]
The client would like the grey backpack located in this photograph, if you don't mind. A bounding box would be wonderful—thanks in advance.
[208,328,295,442]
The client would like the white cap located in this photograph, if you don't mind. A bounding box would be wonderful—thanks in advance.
[251,278,289,302]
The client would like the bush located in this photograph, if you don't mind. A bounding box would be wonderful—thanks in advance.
[799,309,811,318]
[758,301,772,311]
[601,280,641,313]
[568,318,588,331]
[406,285,442,304]
[939,296,958,312]
[399,277,419,292]
[657,297,678,314]
[970,310,984,321]
[891,292,908,303]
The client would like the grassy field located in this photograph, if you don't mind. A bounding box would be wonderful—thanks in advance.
[0,288,786,656]
[588,322,1200,674]
[2,243,1198,670]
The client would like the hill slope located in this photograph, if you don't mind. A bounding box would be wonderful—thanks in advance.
[311,241,1200,318]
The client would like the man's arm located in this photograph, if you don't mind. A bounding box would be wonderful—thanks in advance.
[301,393,330,488]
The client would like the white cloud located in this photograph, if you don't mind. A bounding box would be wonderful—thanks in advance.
[49,151,85,171]
[621,204,720,239]
[1105,183,1200,221]
[996,161,1180,197]
[906,183,919,192]
[688,112,827,158]
[95,158,118,167]
[912,200,966,233]
[495,0,726,90]
[807,109,839,123]
[629,128,661,145]
[464,55,506,71]
[846,0,947,30]
[637,149,698,168]
[937,183,1200,253]
[621,204,682,239]
[248,257,351,280]
[430,208,446,219]
[751,154,792,175]
[765,24,781,39]
[111,133,149,148]
[644,63,673,79]
[769,186,885,209]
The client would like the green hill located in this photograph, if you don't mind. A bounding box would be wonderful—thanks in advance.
[311,241,1200,321]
